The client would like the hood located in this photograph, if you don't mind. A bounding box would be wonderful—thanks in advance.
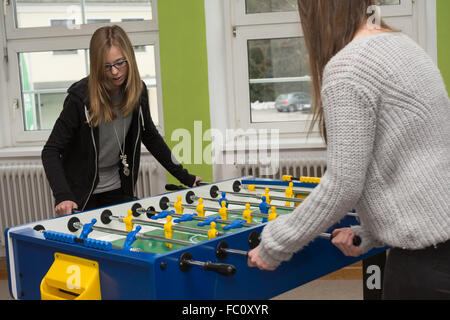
[67,76,90,108]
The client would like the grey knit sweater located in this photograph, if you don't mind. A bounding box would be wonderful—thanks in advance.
[258,32,450,268]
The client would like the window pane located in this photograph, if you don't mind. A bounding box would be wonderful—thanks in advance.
[19,45,158,131]
[245,0,401,14]
[376,0,401,5]
[19,50,88,131]
[248,37,312,123]
[14,0,152,29]
[245,0,297,14]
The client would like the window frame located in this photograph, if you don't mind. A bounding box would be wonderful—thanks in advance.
[232,22,313,133]
[2,0,164,145]
[227,0,415,137]
[234,0,413,27]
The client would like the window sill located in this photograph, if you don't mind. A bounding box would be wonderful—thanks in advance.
[0,146,43,159]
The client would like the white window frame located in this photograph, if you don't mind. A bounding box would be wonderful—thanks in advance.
[1,0,164,146]
[234,0,413,26]
[226,0,417,138]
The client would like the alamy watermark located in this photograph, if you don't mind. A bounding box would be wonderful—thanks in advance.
[170,121,280,176]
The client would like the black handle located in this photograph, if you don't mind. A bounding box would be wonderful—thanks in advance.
[330,234,362,247]
[165,184,186,191]
[204,261,236,277]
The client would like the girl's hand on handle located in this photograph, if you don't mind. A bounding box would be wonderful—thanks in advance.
[331,228,363,257]
[55,200,78,216]
[192,176,202,187]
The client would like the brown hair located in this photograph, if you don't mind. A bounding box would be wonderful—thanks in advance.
[87,25,142,127]
[298,0,392,142]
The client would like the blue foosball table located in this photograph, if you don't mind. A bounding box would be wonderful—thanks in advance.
[5,176,386,300]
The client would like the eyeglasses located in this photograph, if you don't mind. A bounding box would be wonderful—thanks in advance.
[105,59,128,72]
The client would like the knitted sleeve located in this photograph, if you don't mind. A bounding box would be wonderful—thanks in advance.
[257,78,379,267]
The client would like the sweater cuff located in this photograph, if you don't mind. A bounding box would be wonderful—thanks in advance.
[257,236,293,268]
[350,225,384,254]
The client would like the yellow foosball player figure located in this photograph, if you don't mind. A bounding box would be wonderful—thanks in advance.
[268,206,278,221]
[174,195,184,214]
[285,182,294,206]
[262,188,271,204]
[243,203,252,224]
[219,201,228,221]
[123,209,134,232]
[208,221,218,240]
[196,198,205,217]
[164,215,174,248]
[219,201,228,229]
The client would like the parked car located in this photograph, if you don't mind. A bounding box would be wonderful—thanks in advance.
[275,92,311,112]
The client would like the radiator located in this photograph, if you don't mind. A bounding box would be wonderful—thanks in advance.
[0,158,165,246]
[237,158,327,179]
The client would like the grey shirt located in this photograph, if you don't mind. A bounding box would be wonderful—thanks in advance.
[258,33,450,267]
[93,93,132,194]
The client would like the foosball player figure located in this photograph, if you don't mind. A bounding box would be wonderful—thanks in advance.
[243,203,252,224]
[174,195,184,214]
[164,215,174,248]
[268,206,277,221]
[219,200,228,229]
[218,192,228,208]
[124,209,134,232]
[262,188,271,204]
[285,182,294,206]
[208,221,218,240]
[196,198,205,217]
[259,196,269,223]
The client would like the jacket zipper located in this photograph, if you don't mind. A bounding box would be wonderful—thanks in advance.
[132,106,144,197]
[82,106,98,211]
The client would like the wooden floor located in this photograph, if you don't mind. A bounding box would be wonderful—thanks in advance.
[0,257,6,280]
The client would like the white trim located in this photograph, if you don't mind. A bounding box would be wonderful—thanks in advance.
[424,0,438,64]
[233,0,413,27]
[4,0,158,40]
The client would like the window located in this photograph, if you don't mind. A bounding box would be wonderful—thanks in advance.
[2,0,161,144]
[228,0,415,134]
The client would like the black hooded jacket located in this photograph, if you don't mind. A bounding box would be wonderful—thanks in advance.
[42,77,195,210]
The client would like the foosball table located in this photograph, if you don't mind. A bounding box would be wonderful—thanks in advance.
[5,176,386,300]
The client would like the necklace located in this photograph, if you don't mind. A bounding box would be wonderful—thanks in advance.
[112,118,130,177]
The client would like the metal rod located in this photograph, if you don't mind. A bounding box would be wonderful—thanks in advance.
[219,189,305,204]
[223,248,248,256]
[244,184,311,195]
[74,222,192,246]
[161,202,258,225]
[189,195,295,211]
[111,215,223,236]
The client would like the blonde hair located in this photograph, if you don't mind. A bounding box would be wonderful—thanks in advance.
[87,25,142,127]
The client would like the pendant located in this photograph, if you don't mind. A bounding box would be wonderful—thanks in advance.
[121,154,130,177]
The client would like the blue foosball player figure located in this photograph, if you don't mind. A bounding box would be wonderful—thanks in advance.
[218,192,228,208]
[259,196,269,223]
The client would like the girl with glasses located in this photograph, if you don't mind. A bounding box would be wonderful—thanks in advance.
[42,25,202,216]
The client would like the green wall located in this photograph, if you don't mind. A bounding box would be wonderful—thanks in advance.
[157,0,213,185]
[437,0,450,90]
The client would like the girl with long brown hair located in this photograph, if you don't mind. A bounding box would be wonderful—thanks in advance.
[248,0,450,299]
[42,25,201,216]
